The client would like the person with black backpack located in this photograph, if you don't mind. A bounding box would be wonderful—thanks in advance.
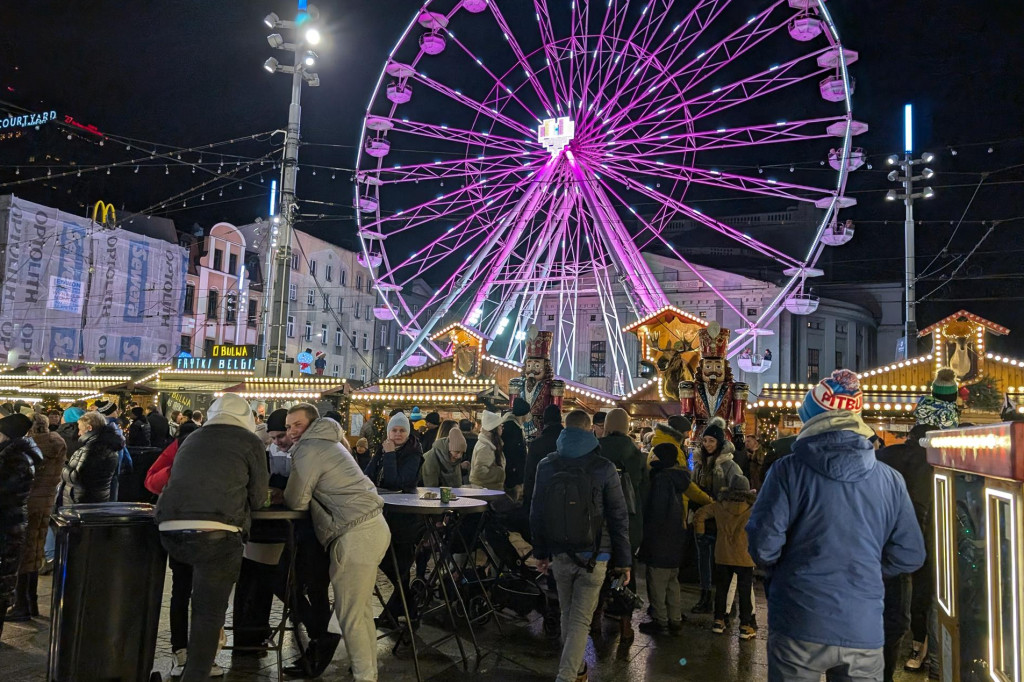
[530,409,631,682]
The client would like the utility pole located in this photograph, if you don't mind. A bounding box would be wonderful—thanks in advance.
[262,7,321,376]
[886,104,935,359]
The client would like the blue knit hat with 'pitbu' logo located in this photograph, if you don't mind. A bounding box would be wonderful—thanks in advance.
[798,369,863,423]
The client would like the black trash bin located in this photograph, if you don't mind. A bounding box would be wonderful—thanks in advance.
[48,503,166,682]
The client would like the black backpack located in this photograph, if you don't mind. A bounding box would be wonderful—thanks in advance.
[543,455,601,565]
[617,468,637,516]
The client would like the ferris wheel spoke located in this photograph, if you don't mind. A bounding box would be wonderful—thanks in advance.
[533,2,573,110]
[485,3,558,114]
[370,150,546,186]
[591,160,803,269]
[602,155,833,204]
[379,118,536,155]
[615,115,844,155]
[408,71,536,139]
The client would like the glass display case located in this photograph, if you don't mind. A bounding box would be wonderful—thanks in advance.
[926,422,1024,682]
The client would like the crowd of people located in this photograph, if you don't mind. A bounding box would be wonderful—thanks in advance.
[0,365,962,681]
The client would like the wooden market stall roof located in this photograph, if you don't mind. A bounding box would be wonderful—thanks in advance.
[213,376,347,401]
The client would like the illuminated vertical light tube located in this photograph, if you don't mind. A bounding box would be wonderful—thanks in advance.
[904,103,913,154]
[269,179,278,216]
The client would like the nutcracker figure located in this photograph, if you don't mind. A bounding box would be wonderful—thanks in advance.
[508,325,564,441]
[678,322,748,433]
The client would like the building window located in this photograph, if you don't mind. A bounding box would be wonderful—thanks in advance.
[291,253,300,271]
[332,364,340,377]
[806,318,824,330]
[340,270,347,286]
[225,293,237,323]
[337,296,344,312]
[807,348,820,383]
[289,283,297,301]
[207,290,219,320]
[287,316,295,338]
[325,264,333,282]
[590,314,597,322]
[836,322,848,335]
[699,310,707,318]
[362,332,369,351]
[180,335,192,353]
[247,300,257,328]
[309,260,317,278]
[356,274,363,291]
[321,324,328,344]
[589,340,607,377]
[335,327,343,347]
[184,283,195,314]
[378,362,385,377]
[365,305,371,320]
[360,368,367,381]
[213,249,223,272]
[228,252,238,276]
[747,307,758,316]
[322,293,330,311]
[304,321,312,342]
[354,305,360,319]
[548,314,554,321]
[204,338,215,356]
[367,279,372,293]
[379,326,388,346]
[349,366,356,378]
[351,332,357,349]
[307,289,315,307]
[836,351,844,369]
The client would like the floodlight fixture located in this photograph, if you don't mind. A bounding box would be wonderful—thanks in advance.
[921,187,935,199]
[267,33,284,48]
[885,189,898,201]
[264,12,280,28]
[887,170,899,182]
[305,28,321,45]
[886,154,899,165]
[263,57,279,73]
[921,168,934,179]
[921,152,935,163]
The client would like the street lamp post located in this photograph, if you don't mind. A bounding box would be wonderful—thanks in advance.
[262,7,321,377]
[886,104,935,358]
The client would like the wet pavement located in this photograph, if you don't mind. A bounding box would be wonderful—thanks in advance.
[1,571,927,681]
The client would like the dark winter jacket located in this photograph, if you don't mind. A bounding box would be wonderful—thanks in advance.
[529,427,632,569]
[524,421,562,510]
[746,411,926,649]
[364,436,423,492]
[877,426,933,533]
[59,424,122,506]
[21,430,65,572]
[501,419,527,490]
[147,411,171,448]
[420,425,440,453]
[126,418,152,447]
[155,424,269,536]
[599,432,647,551]
[0,437,42,600]
[56,421,81,457]
[637,462,691,568]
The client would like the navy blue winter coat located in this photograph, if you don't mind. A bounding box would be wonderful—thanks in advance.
[746,425,925,649]
[529,427,632,569]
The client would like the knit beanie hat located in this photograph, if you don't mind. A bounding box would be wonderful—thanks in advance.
[324,410,344,425]
[798,369,863,423]
[931,368,958,403]
[355,437,369,450]
[702,417,727,448]
[447,427,467,453]
[511,398,531,417]
[652,442,679,467]
[542,404,561,425]
[480,410,502,432]
[729,474,751,493]
[410,407,424,422]
[387,411,411,434]
[205,393,256,432]
[94,399,118,416]
[266,408,288,433]
[131,406,145,419]
[667,415,692,436]
[0,413,32,439]
[603,408,629,436]
[592,411,606,426]
[63,406,85,424]
[425,411,441,426]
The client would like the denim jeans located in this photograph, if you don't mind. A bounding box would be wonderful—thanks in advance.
[329,514,390,682]
[768,631,884,682]
[695,533,716,591]
[160,531,243,682]
[44,527,55,562]
[168,556,194,652]
[551,555,608,682]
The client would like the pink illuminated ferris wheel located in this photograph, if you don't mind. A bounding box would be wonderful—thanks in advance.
[355,0,864,387]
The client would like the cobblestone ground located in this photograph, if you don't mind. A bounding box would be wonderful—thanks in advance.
[1,571,926,681]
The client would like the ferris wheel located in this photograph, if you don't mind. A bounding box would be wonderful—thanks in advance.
[355,0,863,388]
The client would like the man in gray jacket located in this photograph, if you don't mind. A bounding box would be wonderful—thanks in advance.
[155,394,268,681]
[284,404,389,682]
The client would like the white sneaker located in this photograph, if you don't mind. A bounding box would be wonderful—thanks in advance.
[209,663,225,677]
[171,649,187,677]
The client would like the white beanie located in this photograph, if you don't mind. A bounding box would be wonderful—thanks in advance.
[387,411,410,434]
[205,394,256,432]
[481,410,502,432]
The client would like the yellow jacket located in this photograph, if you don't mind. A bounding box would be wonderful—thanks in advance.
[647,424,711,525]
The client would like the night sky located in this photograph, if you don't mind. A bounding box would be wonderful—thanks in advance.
[2,1,1022,353]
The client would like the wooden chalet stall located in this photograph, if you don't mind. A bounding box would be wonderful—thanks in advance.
[755,311,1022,441]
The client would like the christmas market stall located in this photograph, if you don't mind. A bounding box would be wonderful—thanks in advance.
[924,420,1024,682]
